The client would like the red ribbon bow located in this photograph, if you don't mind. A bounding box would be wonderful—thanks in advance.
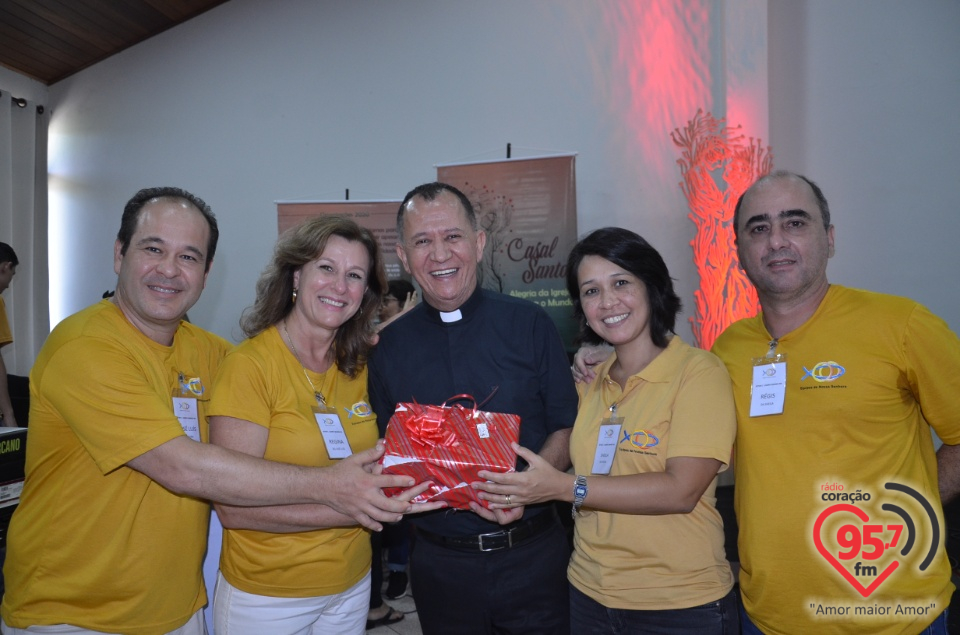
[403,402,461,448]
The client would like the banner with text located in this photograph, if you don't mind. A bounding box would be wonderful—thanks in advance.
[276,200,406,281]
[437,155,578,350]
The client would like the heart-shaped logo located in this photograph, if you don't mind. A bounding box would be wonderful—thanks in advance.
[813,504,900,598]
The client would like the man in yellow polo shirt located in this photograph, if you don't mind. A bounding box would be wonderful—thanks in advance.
[0,242,18,428]
[1,188,428,635]
[712,171,960,635]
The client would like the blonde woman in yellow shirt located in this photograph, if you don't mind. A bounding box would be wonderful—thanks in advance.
[208,217,440,635]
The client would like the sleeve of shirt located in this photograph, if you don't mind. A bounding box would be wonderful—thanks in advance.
[367,343,395,437]
[903,303,960,445]
[533,309,578,435]
[207,347,274,429]
[0,298,12,346]
[665,353,737,468]
[41,337,185,474]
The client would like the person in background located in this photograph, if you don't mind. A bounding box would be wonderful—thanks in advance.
[368,182,577,635]
[369,276,419,627]
[477,227,739,634]
[378,278,417,325]
[208,216,440,634]
[1,188,427,635]
[0,242,19,427]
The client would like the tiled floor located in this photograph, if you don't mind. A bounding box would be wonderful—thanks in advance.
[368,582,422,635]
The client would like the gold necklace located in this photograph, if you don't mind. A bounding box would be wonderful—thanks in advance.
[281,320,327,409]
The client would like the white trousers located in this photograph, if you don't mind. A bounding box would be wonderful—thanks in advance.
[212,570,370,635]
[2,610,205,635]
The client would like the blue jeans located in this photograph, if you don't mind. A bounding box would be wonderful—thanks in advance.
[569,584,739,634]
[740,603,949,634]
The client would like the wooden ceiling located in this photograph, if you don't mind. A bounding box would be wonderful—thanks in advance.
[0,0,230,85]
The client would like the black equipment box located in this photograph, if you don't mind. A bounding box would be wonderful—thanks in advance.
[0,427,27,549]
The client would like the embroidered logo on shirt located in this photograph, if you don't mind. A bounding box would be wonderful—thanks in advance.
[801,361,846,382]
[619,429,660,450]
[343,401,373,418]
[180,376,204,397]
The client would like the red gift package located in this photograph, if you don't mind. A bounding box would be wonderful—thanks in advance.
[380,394,520,509]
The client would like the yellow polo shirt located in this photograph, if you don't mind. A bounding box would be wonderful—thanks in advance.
[208,326,378,597]
[0,297,12,346]
[568,336,736,610]
[3,300,230,635]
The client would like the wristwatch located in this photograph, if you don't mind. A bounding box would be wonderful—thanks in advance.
[572,474,588,519]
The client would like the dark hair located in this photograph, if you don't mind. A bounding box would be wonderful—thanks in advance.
[0,242,18,266]
[240,216,387,378]
[118,187,219,272]
[565,227,681,348]
[396,182,478,238]
[733,171,831,238]
[385,279,415,301]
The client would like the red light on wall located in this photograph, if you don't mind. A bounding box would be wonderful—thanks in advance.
[672,110,771,350]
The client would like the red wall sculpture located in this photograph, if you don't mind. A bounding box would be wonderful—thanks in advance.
[672,110,772,350]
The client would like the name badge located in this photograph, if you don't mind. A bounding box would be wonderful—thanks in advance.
[750,355,787,417]
[591,421,622,475]
[314,409,352,459]
[172,397,201,442]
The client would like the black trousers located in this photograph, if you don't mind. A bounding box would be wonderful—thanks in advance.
[410,517,571,635]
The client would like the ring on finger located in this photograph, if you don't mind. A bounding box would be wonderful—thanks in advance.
[506,495,512,505]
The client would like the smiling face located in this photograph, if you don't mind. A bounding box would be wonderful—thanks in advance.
[112,199,211,344]
[396,191,486,312]
[577,255,653,349]
[736,176,835,306]
[291,234,370,335]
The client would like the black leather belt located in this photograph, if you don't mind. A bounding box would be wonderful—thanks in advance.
[416,507,557,553]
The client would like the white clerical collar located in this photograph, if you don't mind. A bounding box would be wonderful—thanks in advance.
[439,309,463,323]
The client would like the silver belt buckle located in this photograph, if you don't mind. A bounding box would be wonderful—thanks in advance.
[478,530,510,552]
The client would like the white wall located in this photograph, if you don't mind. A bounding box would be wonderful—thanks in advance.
[41,0,960,342]
[0,66,47,104]
[768,0,960,326]
[45,0,757,344]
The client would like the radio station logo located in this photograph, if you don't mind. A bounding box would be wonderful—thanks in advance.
[813,482,939,598]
